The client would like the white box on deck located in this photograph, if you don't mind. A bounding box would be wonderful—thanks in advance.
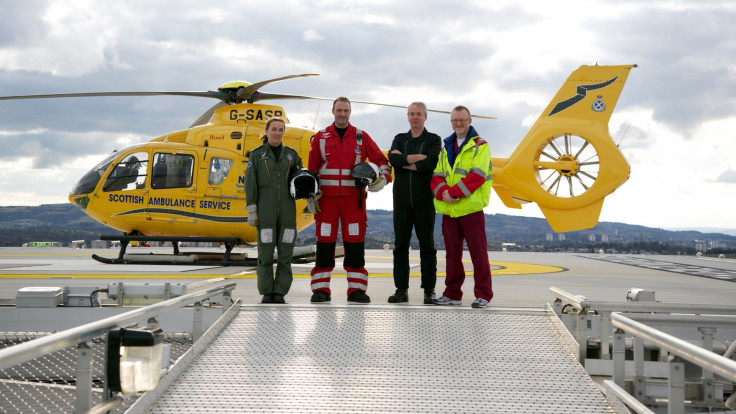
[16,287,63,308]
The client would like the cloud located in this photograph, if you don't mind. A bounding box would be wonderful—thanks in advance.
[2,0,736,230]
[303,29,324,42]
[716,170,736,183]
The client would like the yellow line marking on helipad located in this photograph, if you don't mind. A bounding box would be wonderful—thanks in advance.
[289,261,564,277]
[0,261,563,279]
[0,274,237,279]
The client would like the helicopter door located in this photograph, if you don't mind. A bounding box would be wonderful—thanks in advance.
[147,152,197,225]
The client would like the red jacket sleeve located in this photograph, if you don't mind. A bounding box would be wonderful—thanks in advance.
[431,174,449,200]
[307,131,323,174]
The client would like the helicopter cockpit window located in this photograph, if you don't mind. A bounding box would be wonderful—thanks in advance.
[208,157,233,185]
[70,151,119,196]
[151,153,195,189]
[102,152,148,192]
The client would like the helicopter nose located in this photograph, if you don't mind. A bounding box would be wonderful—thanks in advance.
[69,193,90,210]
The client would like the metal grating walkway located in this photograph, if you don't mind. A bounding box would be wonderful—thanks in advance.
[146,306,614,413]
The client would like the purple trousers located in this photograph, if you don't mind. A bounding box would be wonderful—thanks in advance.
[441,210,493,301]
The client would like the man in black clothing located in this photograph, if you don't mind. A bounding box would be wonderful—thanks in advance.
[387,102,441,304]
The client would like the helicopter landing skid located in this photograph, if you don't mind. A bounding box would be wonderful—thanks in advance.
[93,235,252,266]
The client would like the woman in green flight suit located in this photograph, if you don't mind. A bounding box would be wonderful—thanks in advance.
[245,117,303,304]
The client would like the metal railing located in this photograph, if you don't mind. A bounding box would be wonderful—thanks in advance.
[550,286,736,315]
[549,286,736,361]
[0,281,238,413]
[549,286,736,413]
[611,312,736,414]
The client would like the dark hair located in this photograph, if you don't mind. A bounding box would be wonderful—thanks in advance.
[332,96,351,109]
[452,105,471,118]
[260,117,286,144]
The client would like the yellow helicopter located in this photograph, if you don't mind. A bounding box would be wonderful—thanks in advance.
[1,64,635,264]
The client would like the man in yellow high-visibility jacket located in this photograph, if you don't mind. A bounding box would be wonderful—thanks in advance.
[430,105,493,308]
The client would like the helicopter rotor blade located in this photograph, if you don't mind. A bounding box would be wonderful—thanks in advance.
[238,74,319,102]
[190,102,228,128]
[1,72,495,120]
[252,92,496,119]
[0,91,223,101]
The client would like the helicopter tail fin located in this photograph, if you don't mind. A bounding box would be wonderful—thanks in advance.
[541,64,636,125]
[492,64,636,233]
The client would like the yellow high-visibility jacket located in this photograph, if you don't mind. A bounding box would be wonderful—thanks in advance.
[431,127,492,217]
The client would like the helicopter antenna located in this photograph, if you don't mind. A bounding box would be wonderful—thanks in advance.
[617,121,631,147]
[312,104,321,129]
[164,119,184,143]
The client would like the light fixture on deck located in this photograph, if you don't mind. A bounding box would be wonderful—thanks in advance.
[106,326,164,394]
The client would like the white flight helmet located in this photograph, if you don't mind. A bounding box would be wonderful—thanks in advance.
[351,162,380,189]
[289,169,320,199]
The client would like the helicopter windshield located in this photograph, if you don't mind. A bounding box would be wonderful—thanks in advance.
[70,151,119,196]
[102,152,148,192]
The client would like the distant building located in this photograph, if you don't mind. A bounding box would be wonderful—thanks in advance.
[601,234,609,242]
[546,233,554,242]
[70,240,86,249]
[588,234,596,242]
[695,240,707,252]
[22,241,63,247]
[711,240,726,249]
[90,240,108,248]
[558,234,566,241]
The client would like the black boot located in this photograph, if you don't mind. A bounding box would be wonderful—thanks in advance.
[310,290,331,303]
[388,288,409,303]
[347,290,371,303]
[423,289,435,304]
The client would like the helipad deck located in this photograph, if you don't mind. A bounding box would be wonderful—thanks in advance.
[144,305,614,414]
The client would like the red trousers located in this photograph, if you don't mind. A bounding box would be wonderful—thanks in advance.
[441,210,493,301]
[310,195,368,294]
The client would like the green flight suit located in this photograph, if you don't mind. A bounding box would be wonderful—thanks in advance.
[245,143,302,296]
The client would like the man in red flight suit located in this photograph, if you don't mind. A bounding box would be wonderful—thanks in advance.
[308,97,391,304]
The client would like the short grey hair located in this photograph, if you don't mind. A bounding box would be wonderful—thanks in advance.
[408,101,427,117]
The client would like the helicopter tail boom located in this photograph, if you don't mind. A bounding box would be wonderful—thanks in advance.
[491,64,637,233]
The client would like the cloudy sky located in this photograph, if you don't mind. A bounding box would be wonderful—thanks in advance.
[1,0,735,232]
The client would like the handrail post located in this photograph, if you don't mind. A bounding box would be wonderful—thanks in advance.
[575,312,590,363]
[668,356,685,414]
[75,341,94,414]
[599,311,611,360]
[633,336,648,402]
[612,328,626,388]
[552,298,563,315]
[698,327,716,405]
[193,301,204,342]
[222,291,233,315]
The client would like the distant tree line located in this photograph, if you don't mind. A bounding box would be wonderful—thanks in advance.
[2,204,735,254]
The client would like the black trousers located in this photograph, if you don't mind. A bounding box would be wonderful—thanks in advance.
[392,206,437,290]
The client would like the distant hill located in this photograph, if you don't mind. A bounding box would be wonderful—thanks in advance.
[666,227,736,237]
[360,210,736,253]
[0,204,113,247]
[1,204,735,253]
